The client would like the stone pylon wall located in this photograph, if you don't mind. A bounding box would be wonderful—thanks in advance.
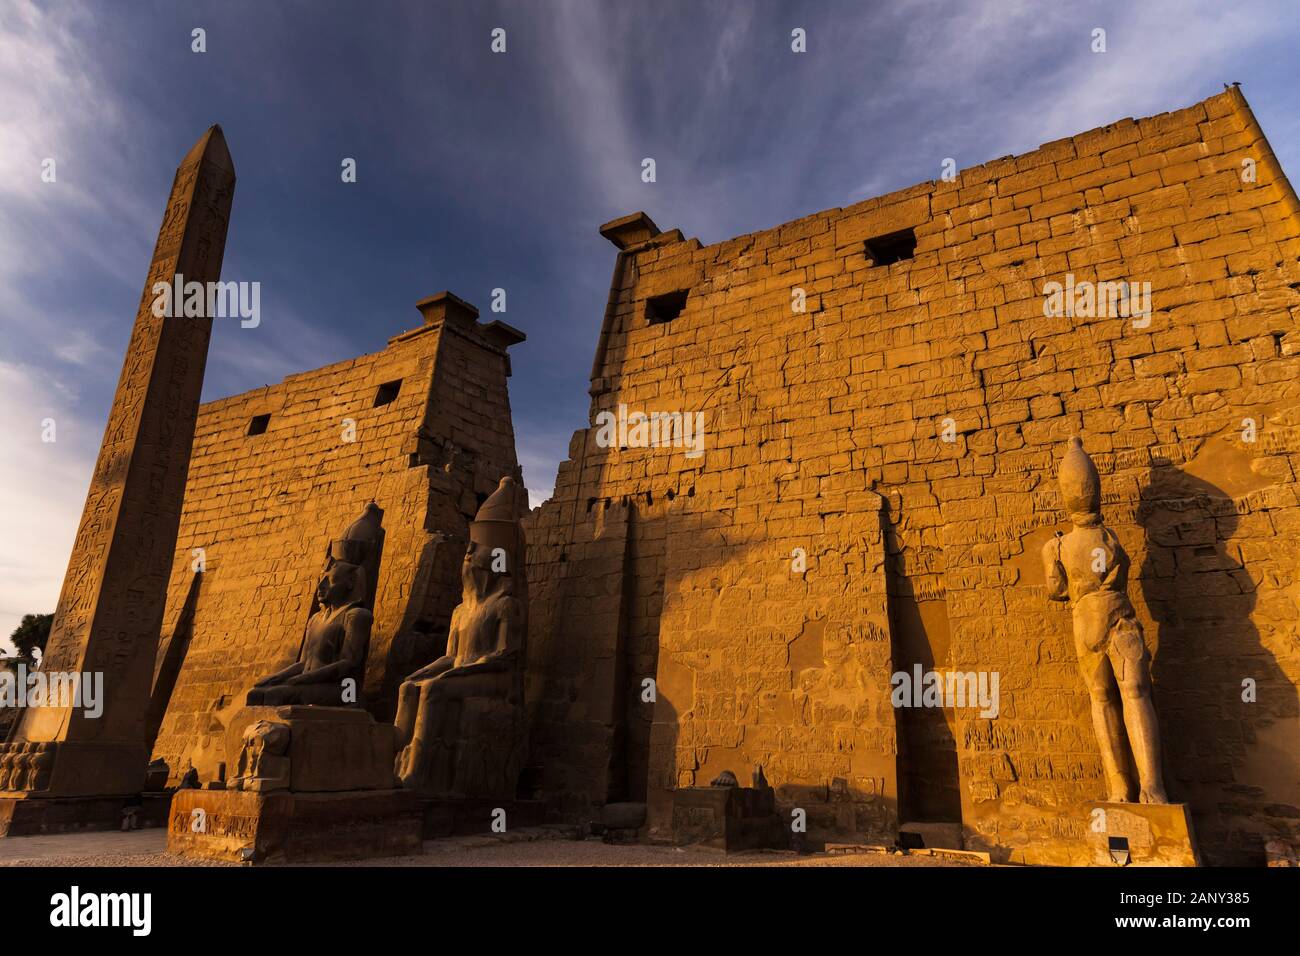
[527,87,1300,864]
[150,305,523,784]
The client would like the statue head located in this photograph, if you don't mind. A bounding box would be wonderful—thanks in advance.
[330,501,384,566]
[315,561,366,609]
[461,541,507,599]
[1059,436,1102,526]
[469,476,521,548]
[461,476,524,599]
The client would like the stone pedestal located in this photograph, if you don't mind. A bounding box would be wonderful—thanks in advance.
[0,792,170,837]
[0,741,172,835]
[168,788,421,863]
[0,741,146,797]
[167,707,418,863]
[1087,802,1200,867]
[223,705,398,792]
[671,786,787,852]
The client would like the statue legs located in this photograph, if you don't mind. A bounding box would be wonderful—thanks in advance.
[1077,615,1168,804]
[394,669,523,797]
[1084,658,1132,802]
[246,682,353,707]
[394,679,421,750]
[395,678,463,789]
[1111,617,1168,803]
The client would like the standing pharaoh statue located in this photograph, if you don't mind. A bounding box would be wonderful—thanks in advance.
[1041,437,1169,804]
[394,476,528,798]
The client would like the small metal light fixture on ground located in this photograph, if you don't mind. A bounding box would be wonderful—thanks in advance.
[897,830,925,850]
[1108,835,1131,866]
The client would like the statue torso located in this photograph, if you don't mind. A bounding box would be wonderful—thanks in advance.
[302,603,366,673]
[1060,524,1131,606]
[449,590,519,666]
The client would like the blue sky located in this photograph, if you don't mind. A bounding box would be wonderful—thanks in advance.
[1,0,1297,646]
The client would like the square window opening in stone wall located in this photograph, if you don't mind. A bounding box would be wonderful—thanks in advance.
[646,289,689,325]
[373,379,402,407]
[247,413,270,436]
[864,228,917,267]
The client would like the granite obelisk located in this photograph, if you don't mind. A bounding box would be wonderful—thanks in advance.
[0,127,235,816]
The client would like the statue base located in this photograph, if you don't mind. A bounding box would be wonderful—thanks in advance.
[167,787,422,863]
[0,791,170,837]
[167,705,419,863]
[0,740,147,797]
[672,786,787,852]
[223,705,398,792]
[1087,801,1200,867]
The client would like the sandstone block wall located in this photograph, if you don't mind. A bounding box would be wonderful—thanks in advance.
[527,87,1300,864]
[151,299,523,783]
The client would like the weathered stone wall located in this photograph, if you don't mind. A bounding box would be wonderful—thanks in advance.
[151,299,523,783]
[528,88,1300,864]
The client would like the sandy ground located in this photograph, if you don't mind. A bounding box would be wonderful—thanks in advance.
[0,827,981,867]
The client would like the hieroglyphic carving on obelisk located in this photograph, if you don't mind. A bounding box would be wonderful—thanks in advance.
[0,127,235,798]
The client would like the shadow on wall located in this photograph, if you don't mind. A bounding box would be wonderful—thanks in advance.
[1138,458,1299,865]
[146,570,203,755]
[884,510,961,826]
[372,533,456,723]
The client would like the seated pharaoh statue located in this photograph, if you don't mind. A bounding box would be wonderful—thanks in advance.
[245,503,385,708]
[394,475,528,798]
[246,562,372,706]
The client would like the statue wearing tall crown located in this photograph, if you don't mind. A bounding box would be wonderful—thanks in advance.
[394,476,529,798]
[246,502,385,707]
[1041,437,1169,804]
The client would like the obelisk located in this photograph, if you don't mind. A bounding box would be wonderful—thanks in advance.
[0,127,235,815]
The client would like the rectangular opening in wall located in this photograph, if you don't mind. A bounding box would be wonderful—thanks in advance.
[373,379,402,407]
[864,228,917,267]
[247,413,270,436]
[646,289,688,325]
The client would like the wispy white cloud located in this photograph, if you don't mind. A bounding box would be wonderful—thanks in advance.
[536,1,645,216]
[0,360,92,650]
[890,0,1278,163]
[0,1,127,649]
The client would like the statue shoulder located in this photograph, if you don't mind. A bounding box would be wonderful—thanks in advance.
[495,593,523,620]
[343,605,374,627]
